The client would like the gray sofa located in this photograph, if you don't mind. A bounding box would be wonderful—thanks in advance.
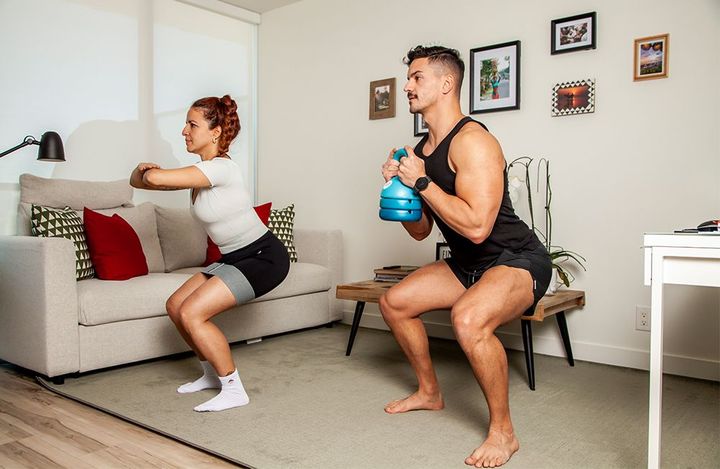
[0,174,342,381]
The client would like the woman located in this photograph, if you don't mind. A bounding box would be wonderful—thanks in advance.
[491,73,501,99]
[130,95,290,412]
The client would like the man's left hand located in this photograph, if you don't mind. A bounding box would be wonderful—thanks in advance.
[397,146,426,189]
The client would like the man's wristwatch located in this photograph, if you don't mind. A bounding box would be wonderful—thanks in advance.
[414,175,431,192]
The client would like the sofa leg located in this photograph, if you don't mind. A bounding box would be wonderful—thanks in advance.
[325,322,334,328]
[51,376,65,385]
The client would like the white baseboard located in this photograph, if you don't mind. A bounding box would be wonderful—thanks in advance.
[341,310,720,382]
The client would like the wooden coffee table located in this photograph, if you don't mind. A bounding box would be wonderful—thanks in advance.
[335,279,585,390]
[335,280,394,356]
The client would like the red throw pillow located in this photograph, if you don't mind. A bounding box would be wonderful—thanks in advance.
[83,207,149,280]
[254,202,272,226]
[203,238,222,267]
[203,203,272,266]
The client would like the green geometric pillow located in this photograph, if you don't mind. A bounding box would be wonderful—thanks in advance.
[30,204,95,280]
[268,204,297,262]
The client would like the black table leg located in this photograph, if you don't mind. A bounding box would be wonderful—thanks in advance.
[521,320,535,390]
[346,301,366,356]
[555,311,575,366]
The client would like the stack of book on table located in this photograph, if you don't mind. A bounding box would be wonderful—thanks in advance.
[373,265,418,283]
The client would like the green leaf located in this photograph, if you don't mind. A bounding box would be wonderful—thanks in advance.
[555,267,571,287]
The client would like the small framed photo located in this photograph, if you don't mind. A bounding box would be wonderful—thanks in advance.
[435,242,451,261]
[414,113,428,136]
[470,41,520,114]
[551,12,597,54]
[634,34,669,81]
[552,79,595,117]
[369,78,396,120]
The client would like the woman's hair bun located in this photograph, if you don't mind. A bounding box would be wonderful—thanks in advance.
[220,94,238,114]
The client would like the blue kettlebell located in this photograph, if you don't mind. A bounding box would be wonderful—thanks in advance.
[379,148,422,222]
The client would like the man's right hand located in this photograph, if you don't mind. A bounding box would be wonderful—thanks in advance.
[381,148,400,182]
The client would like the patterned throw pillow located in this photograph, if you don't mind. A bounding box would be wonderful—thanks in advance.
[268,204,297,262]
[30,204,95,280]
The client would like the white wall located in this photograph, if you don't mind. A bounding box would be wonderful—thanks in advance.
[0,0,257,233]
[258,0,720,379]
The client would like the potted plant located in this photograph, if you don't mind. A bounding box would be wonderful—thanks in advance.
[508,157,586,293]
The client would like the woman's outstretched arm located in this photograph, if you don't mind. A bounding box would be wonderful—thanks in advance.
[130,163,211,191]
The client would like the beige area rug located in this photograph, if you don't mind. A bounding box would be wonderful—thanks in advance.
[41,325,719,469]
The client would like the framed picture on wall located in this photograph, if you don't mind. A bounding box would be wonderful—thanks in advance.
[414,113,428,136]
[435,242,451,261]
[551,12,597,54]
[469,41,520,114]
[551,78,596,116]
[369,78,396,120]
[633,34,669,81]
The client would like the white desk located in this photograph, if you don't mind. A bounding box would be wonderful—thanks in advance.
[643,233,720,469]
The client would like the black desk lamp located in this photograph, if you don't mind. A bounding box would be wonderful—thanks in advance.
[0,131,65,162]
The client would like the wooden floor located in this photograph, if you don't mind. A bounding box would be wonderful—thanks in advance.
[0,365,239,468]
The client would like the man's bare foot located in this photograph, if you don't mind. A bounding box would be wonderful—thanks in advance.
[384,390,444,414]
[464,428,519,468]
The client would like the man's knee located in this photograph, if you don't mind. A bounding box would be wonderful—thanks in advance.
[379,287,411,323]
[379,292,397,321]
[451,303,495,346]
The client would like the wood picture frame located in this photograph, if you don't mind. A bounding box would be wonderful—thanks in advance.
[369,78,396,120]
[634,34,669,81]
[551,78,596,117]
[551,12,597,55]
[469,41,520,114]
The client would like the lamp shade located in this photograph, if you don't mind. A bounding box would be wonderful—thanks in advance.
[37,131,65,162]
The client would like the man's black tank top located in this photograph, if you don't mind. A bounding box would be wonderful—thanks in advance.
[415,116,536,272]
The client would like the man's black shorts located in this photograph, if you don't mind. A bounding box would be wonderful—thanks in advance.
[444,241,552,313]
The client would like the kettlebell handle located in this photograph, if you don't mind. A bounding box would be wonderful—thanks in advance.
[393,148,408,162]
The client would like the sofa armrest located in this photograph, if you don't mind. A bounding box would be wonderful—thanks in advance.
[0,236,80,377]
[294,229,343,318]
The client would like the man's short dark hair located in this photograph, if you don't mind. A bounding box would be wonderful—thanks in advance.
[404,45,465,94]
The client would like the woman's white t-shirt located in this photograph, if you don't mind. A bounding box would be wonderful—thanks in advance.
[191,158,267,254]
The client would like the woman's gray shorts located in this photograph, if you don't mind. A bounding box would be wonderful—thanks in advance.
[202,231,290,304]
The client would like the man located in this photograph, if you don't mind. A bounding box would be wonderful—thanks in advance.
[379,45,551,468]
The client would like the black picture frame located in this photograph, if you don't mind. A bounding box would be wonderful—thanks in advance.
[469,40,520,114]
[414,113,428,136]
[435,242,451,261]
[551,12,597,55]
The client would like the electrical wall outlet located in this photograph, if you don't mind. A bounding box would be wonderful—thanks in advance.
[636,306,651,331]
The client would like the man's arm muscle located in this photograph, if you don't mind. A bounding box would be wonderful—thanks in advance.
[420,128,504,244]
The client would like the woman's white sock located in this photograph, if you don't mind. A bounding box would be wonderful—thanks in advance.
[193,369,250,412]
[177,360,220,394]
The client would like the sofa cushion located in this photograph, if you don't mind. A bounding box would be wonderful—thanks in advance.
[154,206,207,271]
[78,274,189,325]
[18,174,134,236]
[173,262,331,302]
[268,204,298,262]
[79,263,331,326]
[83,208,148,281]
[88,203,165,273]
[20,173,133,210]
[253,202,273,226]
[30,205,95,280]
